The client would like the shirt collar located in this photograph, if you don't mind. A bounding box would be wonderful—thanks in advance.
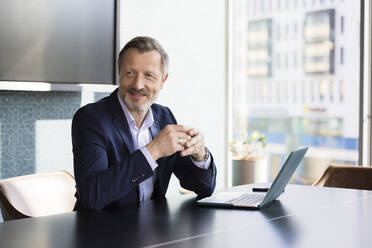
[117,91,154,130]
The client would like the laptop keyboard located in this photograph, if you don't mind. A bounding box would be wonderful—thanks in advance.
[226,193,265,205]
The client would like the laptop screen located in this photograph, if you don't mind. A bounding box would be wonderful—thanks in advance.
[260,147,308,207]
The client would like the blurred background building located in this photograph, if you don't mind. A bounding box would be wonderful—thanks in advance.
[231,0,360,184]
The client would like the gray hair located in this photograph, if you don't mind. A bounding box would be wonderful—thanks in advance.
[118,36,169,75]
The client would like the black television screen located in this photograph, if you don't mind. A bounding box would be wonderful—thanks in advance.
[0,0,116,84]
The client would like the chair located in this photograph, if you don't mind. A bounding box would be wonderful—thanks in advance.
[313,164,372,190]
[0,171,76,221]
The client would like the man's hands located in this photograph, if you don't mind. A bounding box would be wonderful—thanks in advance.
[181,128,207,162]
[146,125,207,161]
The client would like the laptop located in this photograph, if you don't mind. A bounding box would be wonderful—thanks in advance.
[197,147,308,209]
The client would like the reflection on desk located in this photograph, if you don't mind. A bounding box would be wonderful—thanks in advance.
[1,184,372,248]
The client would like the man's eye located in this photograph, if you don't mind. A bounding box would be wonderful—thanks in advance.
[145,73,153,78]
[126,71,134,76]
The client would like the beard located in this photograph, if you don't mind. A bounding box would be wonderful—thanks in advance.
[120,87,158,113]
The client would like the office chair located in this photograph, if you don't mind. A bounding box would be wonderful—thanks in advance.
[313,164,372,190]
[0,171,76,221]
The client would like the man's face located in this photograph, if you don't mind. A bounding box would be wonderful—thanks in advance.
[119,48,167,113]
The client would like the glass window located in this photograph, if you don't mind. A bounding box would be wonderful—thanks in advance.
[319,80,328,102]
[293,23,298,39]
[292,82,297,102]
[285,23,289,40]
[231,0,360,185]
[339,80,344,102]
[285,52,289,69]
[311,81,316,102]
[293,52,297,67]
[329,80,334,102]
[301,81,306,102]
[268,0,272,12]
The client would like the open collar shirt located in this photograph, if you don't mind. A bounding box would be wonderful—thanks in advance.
[117,92,210,201]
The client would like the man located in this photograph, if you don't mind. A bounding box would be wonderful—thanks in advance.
[72,36,217,210]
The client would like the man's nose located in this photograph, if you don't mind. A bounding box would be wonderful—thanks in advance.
[133,75,145,89]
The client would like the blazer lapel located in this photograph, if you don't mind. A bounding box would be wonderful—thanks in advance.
[149,109,166,196]
[149,122,160,140]
[109,89,136,154]
[113,115,135,154]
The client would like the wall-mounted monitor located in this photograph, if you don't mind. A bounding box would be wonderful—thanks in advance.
[0,0,117,85]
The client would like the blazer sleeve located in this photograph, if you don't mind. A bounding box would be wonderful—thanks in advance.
[72,107,154,210]
[165,107,217,197]
[174,151,217,198]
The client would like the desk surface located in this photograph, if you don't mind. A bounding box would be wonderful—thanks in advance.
[1,184,372,248]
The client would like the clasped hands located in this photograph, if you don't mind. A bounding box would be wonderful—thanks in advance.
[146,125,207,161]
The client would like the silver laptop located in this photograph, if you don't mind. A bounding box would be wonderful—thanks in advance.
[197,147,308,209]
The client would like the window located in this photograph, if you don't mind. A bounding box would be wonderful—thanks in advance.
[319,80,328,102]
[292,82,297,102]
[311,81,316,102]
[304,9,335,74]
[293,23,298,39]
[284,81,289,102]
[285,23,289,40]
[276,83,281,102]
[231,0,360,185]
[339,80,344,102]
[329,80,334,102]
[293,52,297,67]
[301,81,306,102]
[268,83,273,102]
[284,52,289,69]
[268,0,272,12]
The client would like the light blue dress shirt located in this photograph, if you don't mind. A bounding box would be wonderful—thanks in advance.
[117,93,211,201]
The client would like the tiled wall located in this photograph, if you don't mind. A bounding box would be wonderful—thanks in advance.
[0,90,111,222]
[0,91,80,179]
[0,90,112,179]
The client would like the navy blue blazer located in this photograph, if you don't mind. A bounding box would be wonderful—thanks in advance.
[72,89,217,210]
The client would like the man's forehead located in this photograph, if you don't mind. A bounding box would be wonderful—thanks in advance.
[124,48,161,60]
[125,48,160,62]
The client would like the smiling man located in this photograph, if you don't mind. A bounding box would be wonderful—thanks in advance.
[72,36,217,210]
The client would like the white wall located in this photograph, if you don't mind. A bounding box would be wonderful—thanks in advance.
[120,0,227,192]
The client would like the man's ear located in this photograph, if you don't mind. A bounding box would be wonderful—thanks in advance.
[161,74,168,89]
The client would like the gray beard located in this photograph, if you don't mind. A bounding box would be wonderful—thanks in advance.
[122,94,158,113]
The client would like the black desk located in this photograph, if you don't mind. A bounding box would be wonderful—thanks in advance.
[1,184,372,248]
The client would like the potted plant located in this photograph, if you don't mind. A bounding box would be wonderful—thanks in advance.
[229,131,267,186]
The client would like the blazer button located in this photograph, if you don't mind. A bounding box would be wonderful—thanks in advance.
[132,177,137,183]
